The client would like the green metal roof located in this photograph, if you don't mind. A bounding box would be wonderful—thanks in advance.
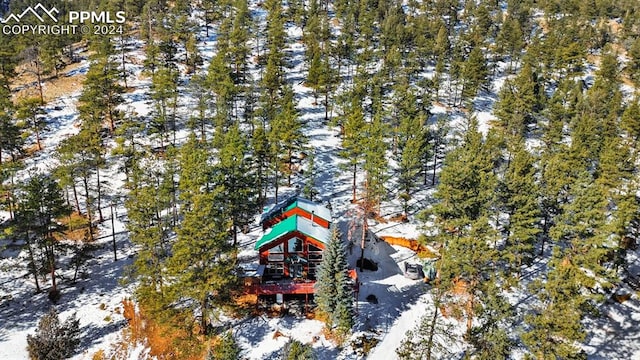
[255,215,331,250]
[255,215,298,250]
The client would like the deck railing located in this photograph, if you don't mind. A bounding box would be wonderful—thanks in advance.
[245,281,317,295]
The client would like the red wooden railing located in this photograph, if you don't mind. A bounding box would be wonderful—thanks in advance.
[245,281,317,295]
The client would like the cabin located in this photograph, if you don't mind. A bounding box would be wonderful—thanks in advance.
[246,196,358,299]
[256,214,330,282]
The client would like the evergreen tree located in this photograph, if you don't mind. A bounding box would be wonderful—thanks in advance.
[27,308,80,360]
[396,112,426,216]
[362,114,388,212]
[396,289,455,360]
[627,37,640,86]
[500,139,540,279]
[339,97,366,203]
[169,188,237,333]
[212,124,258,245]
[468,278,514,359]
[550,172,612,283]
[80,37,124,135]
[125,157,172,314]
[315,227,354,335]
[460,46,489,104]
[302,150,319,201]
[251,122,270,205]
[621,99,640,143]
[207,331,241,360]
[149,67,179,147]
[282,339,316,360]
[0,94,23,163]
[428,118,501,337]
[523,250,587,359]
[425,116,449,186]
[17,174,71,298]
[16,98,46,151]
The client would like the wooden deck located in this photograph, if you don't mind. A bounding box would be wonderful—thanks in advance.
[245,281,317,295]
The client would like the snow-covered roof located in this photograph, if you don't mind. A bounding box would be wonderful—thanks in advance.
[294,197,331,222]
[259,195,331,225]
[255,215,331,250]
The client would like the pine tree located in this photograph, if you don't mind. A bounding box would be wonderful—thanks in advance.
[340,97,366,203]
[282,339,316,359]
[621,99,640,143]
[80,37,124,135]
[125,157,171,314]
[207,331,241,360]
[432,117,496,229]
[251,122,270,205]
[17,174,71,298]
[302,150,319,201]
[428,118,500,337]
[468,278,514,359]
[460,46,489,104]
[16,97,46,151]
[212,124,257,245]
[499,139,540,279]
[169,188,237,333]
[315,227,354,335]
[523,250,587,359]
[149,67,179,147]
[627,36,640,86]
[0,97,23,164]
[425,116,449,186]
[362,114,388,212]
[396,112,426,216]
[550,172,611,283]
[396,289,456,360]
[268,86,306,196]
[27,308,80,360]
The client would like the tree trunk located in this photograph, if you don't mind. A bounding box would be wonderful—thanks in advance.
[352,163,357,203]
[96,166,104,222]
[121,37,128,89]
[359,215,367,271]
[111,205,117,262]
[425,302,440,360]
[274,164,279,203]
[324,88,329,121]
[82,175,95,241]
[49,245,57,294]
[72,182,81,215]
[25,229,41,292]
[288,148,293,186]
[34,119,42,151]
[233,224,238,247]
[201,297,209,335]
[432,141,439,185]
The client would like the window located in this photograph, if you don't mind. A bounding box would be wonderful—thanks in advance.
[288,238,303,253]
[266,263,284,275]
[308,244,322,252]
[268,253,285,261]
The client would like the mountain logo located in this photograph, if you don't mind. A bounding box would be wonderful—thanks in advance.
[1,3,59,24]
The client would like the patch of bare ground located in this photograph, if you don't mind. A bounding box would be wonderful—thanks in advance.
[12,60,86,103]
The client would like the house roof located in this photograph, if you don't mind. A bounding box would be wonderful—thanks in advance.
[255,215,331,250]
[259,195,331,226]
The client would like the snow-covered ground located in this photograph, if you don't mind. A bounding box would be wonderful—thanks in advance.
[2,1,640,359]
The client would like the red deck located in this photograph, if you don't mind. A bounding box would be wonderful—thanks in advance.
[245,281,317,295]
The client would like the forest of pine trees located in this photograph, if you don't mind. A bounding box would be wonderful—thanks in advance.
[1,0,640,358]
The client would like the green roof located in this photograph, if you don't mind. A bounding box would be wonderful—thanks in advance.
[255,215,331,250]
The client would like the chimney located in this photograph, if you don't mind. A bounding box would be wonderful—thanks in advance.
[311,211,315,226]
